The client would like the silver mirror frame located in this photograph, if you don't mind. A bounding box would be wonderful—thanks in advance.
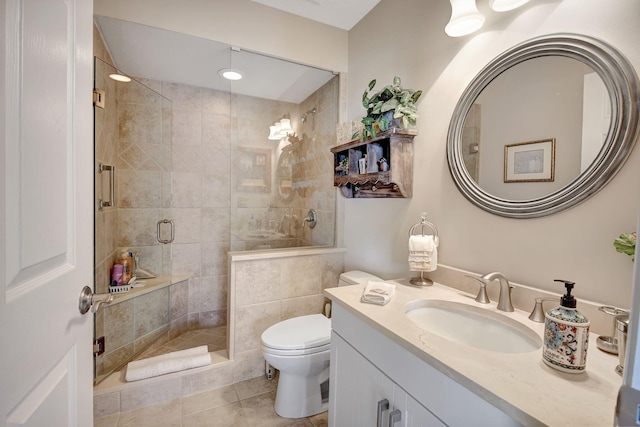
[446,33,640,219]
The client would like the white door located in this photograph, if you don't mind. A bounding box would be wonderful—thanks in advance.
[0,0,94,425]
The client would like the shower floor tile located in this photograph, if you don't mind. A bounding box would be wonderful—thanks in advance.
[94,375,328,427]
[135,326,227,360]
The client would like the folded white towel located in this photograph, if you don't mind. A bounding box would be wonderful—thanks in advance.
[408,235,439,272]
[125,345,212,382]
[409,235,436,252]
[361,281,396,306]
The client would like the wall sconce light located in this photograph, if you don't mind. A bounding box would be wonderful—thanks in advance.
[445,0,485,38]
[268,117,295,140]
[489,0,530,12]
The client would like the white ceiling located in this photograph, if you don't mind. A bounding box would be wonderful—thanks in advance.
[95,16,338,104]
[251,0,381,30]
[95,2,380,103]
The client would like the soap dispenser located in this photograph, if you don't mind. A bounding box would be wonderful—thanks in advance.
[542,279,590,373]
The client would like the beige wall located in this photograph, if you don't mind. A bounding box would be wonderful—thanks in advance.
[93,0,348,73]
[345,0,640,309]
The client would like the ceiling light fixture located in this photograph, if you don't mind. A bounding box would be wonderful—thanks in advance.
[445,0,485,37]
[109,73,131,82]
[218,68,244,81]
[489,0,530,12]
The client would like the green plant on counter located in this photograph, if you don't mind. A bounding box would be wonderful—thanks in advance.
[353,76,423,140]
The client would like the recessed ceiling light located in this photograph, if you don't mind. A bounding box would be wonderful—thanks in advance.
[218,69,244,81]
[109,73,131,82]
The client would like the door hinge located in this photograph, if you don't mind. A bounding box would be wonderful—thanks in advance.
[93,88,105,109]
[94,336,105,356]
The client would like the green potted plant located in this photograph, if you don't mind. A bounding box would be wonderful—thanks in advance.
[355,76,423,140]
[614,232,636,261]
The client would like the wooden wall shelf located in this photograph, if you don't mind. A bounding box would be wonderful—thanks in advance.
[331,128,417,198]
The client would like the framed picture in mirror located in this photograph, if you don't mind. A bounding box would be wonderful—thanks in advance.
[504,138,555,183]
[236,147,272,192]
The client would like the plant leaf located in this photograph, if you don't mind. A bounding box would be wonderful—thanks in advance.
[368,79,376,91]
[411,90,423,104]
[380,98,399,113]
[362,91,369,109]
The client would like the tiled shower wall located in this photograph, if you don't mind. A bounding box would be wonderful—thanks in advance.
[94,26,181,380]
[94,21,341,385]
[230,76,339,251]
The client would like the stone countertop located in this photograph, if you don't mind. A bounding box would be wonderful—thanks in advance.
[324,278,622,427]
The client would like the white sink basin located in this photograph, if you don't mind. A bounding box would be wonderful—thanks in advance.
[405,300,541,353]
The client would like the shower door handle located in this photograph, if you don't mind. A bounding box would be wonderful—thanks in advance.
[78,286,114,315]
[97,163,115,210]
[157,219,175,244]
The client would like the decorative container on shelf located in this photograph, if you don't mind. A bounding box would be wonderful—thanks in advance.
[330,128,417,198]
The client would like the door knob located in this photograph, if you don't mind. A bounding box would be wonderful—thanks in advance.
[78,286,114,315]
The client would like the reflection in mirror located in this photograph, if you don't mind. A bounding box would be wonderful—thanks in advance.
[464,56,604,201]
[447,34,640,218]
[277,144,294,203]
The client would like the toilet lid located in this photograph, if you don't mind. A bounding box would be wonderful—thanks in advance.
[261,314,330,351]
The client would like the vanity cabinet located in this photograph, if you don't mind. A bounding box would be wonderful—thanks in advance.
[329,304,521,427]
[330,332,443,426]
[331,128,416,198]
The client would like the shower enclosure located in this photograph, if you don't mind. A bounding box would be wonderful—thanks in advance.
[93,17,338,384]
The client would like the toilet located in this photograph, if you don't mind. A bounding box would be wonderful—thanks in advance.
[261,270,381,419]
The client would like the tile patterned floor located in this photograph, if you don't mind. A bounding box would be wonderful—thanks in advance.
[94,375,328,427]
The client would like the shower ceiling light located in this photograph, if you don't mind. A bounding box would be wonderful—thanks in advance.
[445,0,485,37]
[109,73,131,82]
[218,68,244,80]
[489,0,530,12]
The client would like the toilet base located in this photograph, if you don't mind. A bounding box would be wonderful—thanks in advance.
[274,368,329,419]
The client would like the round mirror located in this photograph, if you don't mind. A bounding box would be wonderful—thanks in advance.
[447,33,640,218]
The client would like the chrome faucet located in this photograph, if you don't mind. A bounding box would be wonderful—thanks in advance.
[468,272,514,312]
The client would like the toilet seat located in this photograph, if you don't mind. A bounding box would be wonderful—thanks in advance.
[262,314,331,356]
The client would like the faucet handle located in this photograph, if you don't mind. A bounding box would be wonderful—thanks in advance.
[528,297,557,322]
[465,275,490,304]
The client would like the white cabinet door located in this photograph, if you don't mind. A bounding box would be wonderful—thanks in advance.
[330,332,388,426]
[404,392,446,427]
[331,332,445,427]
[0,0,94,425]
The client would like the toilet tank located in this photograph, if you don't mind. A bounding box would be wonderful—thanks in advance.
[338,270,381,287]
